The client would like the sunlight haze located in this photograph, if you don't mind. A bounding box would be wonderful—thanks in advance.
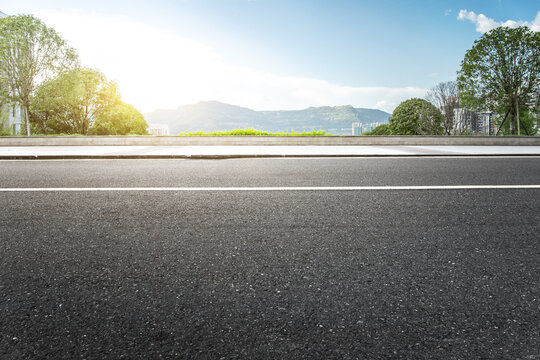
[2,0,538,113]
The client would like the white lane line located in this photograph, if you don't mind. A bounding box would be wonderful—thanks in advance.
[1,156,539,162]
[0,185,539,192]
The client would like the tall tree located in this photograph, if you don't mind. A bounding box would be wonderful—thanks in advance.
[426,81,464,135]
[0,14,78,135]
[457,26,540,135]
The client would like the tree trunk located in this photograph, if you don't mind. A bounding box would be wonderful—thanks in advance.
[516,99,520,136]
[509,105,515,135]
[24,104,31,136]
[496,110,510,136]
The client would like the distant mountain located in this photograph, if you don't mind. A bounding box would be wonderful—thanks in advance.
[144,101,390,135]
[0,11,8,18]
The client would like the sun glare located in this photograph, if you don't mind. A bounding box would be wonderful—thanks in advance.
[34,9,427,113]
[35,10,225,112]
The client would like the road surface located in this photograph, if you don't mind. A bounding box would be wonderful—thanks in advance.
[1,158,539,359]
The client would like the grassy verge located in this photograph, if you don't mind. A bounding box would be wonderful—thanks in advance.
[177,128,330,136]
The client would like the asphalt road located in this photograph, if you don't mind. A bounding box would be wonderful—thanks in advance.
[1,158,539,359]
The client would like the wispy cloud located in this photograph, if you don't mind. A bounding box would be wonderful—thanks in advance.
[444,9,452,16]
[33,9,426,113]
[458,9,540,33]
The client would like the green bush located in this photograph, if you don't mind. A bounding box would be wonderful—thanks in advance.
[389,98,443,135]
[90,102,149,135]
[362,124,392,135]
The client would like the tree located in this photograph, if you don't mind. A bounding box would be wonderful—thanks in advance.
[0,14,78,135]
[426,81,465,135]
[31,67,148,135]
[31,68,120,134]
[389,98,444,135]
[90,102,149,135]
[457,26,540,135]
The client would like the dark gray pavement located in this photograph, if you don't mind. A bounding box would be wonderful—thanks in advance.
[1,158,539,359]
[1,157,540,187]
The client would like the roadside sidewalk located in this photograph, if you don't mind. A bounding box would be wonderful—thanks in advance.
[1,145,540,159]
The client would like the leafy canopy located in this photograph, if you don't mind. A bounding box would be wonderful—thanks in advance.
[389,98,444,135]
[91,102,149,135]
[457,26,540,134]
[31,67,148,135]
[0,14,78,135]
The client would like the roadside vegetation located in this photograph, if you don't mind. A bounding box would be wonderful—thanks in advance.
[365,26,539,136]
[0,14,148,136]
[178,129,329,136]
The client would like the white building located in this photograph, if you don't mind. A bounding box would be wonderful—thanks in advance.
[1,104,23,134]
[147,124,170,136]
[453,108,496,135]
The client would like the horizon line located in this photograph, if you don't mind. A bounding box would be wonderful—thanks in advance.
[144,100,393,114]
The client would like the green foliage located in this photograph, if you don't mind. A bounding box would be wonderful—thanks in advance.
[0,14,78,135]
[178,128,329,136]
[90,102,149,135]
[457,26,540,135]
[389,98,444,135]
[0,73,10,107]
[0,107,9,134]
[362,124,392,135]
[31,68,118,134]
[31,67,147,135]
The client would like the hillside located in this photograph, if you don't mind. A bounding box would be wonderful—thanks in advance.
[144,101,390,135]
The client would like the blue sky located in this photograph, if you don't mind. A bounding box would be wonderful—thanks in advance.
[2,0,539,112]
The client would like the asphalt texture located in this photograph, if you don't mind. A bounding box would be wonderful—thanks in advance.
[0,158,539,359]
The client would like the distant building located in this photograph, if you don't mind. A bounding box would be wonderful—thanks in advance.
[1,104,23,134]
[527,93,540,136]
[453,108,496,135]
[147,124,169,136]
[352,122,383,135]
[0,10,24,135]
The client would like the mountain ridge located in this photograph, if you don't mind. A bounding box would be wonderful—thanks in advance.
[145,101,391,134]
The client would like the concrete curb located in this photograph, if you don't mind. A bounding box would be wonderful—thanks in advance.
[1,135,540,146]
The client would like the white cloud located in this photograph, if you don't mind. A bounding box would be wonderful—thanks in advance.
[458,9,540,33]
[34,9,426,113]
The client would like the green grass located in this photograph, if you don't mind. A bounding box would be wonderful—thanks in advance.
[177,128,330,136]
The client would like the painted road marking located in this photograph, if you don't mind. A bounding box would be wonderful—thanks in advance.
[0,185,539,192]
[1,156,539,162]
